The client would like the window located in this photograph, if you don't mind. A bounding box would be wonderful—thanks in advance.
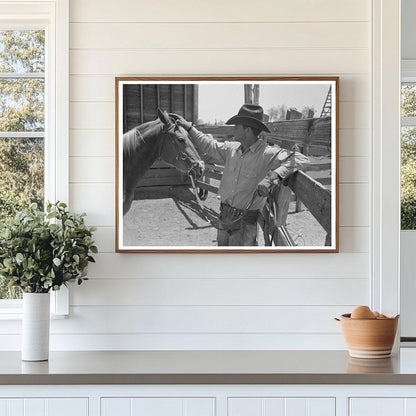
[401,74,416,230]
[0,0,69,314]
[0,29,45,300]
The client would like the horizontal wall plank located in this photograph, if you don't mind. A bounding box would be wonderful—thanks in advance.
[69,183,115,226]
[70,101,368,130]
[339,156,369,183]
[71,278,368,306]
[70,76,115,102]
[51,305,351,334]
[339,75,369,103]
[51,332,346,350]
[70,0,369,23]
[70,129,115,157]
[70,102,114,129]
[70,22,368,50]
[339,102,369,129]
[339,183,369,227]
[0,333,347,351]
[92,227,115,253]
[70,157,115,183]
[70,49,368,76]
[0,306,352,335]
[87,252,369,279]
[339,227,369,253]
[92,226,369,254]
[339,129,369,157]
[70,75,369,103]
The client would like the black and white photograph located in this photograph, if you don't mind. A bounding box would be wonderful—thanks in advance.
[116,77,338,252]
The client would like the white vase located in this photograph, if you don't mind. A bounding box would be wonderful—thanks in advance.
[22,292,50,361]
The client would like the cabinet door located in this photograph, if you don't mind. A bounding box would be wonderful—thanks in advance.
[350,398,416,416]
[0,398,88,416]
[228,397,335,416]
[101,397,215,416]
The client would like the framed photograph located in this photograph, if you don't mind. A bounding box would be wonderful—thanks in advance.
[115,77,338,253]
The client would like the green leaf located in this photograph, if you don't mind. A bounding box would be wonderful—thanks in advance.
[0,199,96,293]
[3,258,12,268]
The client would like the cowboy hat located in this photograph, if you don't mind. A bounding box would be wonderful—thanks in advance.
[225,104,271,133]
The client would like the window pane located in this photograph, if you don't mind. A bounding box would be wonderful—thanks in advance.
[401,127,416,230]
[0,78,44,132]
[0,137,44,217]
[0,30,45,73]
[402,83,416,117]
[0,137,44,300]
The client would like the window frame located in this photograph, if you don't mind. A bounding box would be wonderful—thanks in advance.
[0,0,69,316]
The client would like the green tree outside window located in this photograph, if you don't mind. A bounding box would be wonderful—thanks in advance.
[0,30,45,299]
[401,84,416,230]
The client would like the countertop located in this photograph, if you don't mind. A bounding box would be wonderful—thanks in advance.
[2,349,416,385]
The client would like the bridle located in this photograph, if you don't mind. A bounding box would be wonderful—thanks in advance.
[159,122,201,177]
[160,121,209,217]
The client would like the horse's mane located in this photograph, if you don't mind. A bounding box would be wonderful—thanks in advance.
[123,119,162,158]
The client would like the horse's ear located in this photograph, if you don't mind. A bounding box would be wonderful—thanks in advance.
[157,108,171,126]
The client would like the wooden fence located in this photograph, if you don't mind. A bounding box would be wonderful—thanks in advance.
[259,171,332,247]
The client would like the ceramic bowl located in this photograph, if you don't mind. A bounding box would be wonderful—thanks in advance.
[337,313,399,359]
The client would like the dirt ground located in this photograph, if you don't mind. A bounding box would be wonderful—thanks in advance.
[123,185,326,247]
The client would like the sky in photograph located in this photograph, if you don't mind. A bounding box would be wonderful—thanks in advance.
[197,82,331,124]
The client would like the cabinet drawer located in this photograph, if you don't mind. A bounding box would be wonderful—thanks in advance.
[228,397,335,416]
[0,398,88,416]
[349,398,416,416]
[101,397,215,416]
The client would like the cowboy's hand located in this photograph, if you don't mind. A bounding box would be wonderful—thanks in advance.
[170,113,192,131]
[256,177,273,197]
[256,173,281,197]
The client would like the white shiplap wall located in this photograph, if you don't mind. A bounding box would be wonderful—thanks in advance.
[55,0,372,350]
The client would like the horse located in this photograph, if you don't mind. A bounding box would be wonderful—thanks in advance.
[122,108,205,215]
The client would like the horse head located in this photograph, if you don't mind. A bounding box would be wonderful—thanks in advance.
[157,108,204,180]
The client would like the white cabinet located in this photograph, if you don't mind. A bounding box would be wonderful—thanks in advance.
[349,398,416,416]
[101,397,215,416]
[0,398,88,416]
[4,385,416,416]
[228,397,335,416]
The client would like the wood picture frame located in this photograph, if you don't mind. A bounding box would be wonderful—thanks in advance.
[115,77,339,253]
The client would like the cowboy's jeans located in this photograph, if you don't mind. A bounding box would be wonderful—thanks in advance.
[217,221,258,246]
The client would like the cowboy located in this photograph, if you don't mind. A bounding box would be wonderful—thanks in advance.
[173,104,309,246]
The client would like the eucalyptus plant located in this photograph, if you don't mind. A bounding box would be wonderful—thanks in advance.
[0,202,97,293]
